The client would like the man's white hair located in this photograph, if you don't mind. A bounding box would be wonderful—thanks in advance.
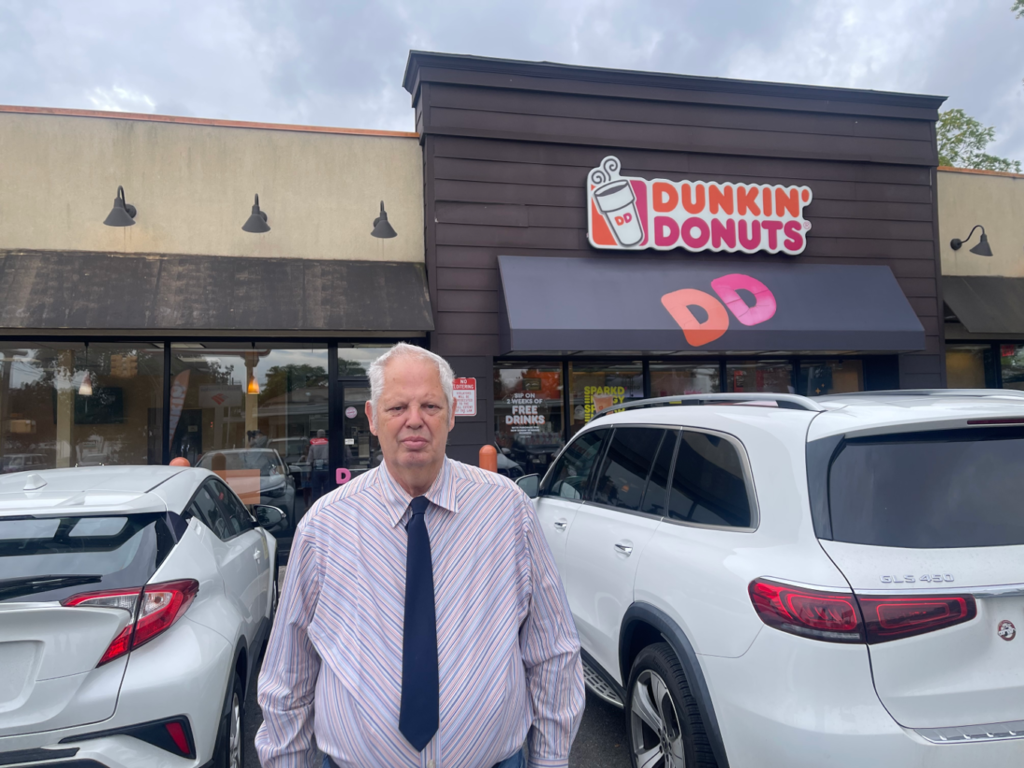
[368,343,455,422]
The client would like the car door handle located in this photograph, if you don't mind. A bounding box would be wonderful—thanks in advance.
[614,542,633,556]
[553,519,568,531]
[253,550,262,561]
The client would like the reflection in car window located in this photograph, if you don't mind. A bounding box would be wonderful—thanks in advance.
[668,431,752,528]
[641,431,676,517]
[540,429,608,501]
[591,428,666,514]
[211,480,255,534]
[197,449,285,476]
[192,485,236,541]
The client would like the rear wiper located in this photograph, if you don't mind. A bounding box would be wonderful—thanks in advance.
[0,574,102,601]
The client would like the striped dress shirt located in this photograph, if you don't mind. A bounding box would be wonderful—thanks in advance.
[256,457,585,768]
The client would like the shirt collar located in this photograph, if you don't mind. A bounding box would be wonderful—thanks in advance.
[377,457,459,528]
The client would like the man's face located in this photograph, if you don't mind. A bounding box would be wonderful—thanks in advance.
[367,356,454,474]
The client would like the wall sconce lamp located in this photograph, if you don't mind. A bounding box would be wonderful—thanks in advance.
[103,186,137,227]
[950,225,993,257]
[242,194,271,233]
[371,201,397,238]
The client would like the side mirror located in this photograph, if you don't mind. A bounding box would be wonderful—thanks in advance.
[254,504,286,533]
[516,474,540,499]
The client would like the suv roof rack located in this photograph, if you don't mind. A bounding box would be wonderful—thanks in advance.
[593,393,824,419]
[816,389,1024,399]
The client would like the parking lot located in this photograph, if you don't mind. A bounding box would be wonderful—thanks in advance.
[243,568,630,768]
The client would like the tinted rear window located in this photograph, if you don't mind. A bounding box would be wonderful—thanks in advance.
[667,431,753,528]
[828,427,1024,548]
[591,428,666,514]
[0,513,177,602]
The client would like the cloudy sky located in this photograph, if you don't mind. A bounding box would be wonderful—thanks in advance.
[2,0,1022,162]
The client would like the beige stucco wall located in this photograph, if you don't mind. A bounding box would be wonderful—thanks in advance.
[939,168,1024,277]
[0,111,423,262]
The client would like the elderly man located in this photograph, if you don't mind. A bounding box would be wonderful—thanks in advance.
[256,343,584,768]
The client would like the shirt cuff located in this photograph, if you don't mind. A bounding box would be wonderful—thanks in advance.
[527,758,570,768]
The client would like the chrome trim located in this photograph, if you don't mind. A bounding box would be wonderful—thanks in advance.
[853,582,1024,599]
[593,392,823,417]
[614,543,633,556]
[914,719,1024,743]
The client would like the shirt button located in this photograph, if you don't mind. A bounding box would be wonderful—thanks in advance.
[427,761,436,768]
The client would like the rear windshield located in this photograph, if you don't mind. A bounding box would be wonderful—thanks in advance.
[828,427,1024,548]
[0,513,178,603]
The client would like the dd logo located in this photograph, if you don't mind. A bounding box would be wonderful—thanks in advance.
[614,212,633,226]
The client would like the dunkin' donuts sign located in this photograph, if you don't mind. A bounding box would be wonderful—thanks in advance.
[587,157,813,255]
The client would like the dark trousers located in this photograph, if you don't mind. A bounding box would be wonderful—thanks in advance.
[310,469,330,501]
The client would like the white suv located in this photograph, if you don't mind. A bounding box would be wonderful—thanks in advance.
[0,465,283,768]
[521,391,1024,768]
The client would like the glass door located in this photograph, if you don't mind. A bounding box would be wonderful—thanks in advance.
[339,380,379,479]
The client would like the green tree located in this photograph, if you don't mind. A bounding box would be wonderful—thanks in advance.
[937,109,1022,173]
[1014,0,1023,18]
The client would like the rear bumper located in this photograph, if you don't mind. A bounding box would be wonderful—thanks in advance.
[0,618,233,767]
[702,627,1024,767]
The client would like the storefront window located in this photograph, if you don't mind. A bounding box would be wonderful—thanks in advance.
[494,365,564,478]
[568,363,644,437]
[798,360,864,396]
[649,364,720,397]
[947,345,993,389]
[172,344,329,518]
[1000,345,1024,391]
[725,360,793,393]
[0,343,164,474]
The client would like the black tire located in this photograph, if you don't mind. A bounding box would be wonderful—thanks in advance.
[213,674,245,768]
[625,642,718,768]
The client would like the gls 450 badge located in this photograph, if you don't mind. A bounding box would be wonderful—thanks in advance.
[879,574,955,584]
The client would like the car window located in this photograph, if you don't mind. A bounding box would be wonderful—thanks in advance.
[591,427,666,514]
[640,430,676,517]
[197,449,286,476]
[191,484,235,541]
[0,513,175,603]
[667,430,753,528]
[540,428,609,501]
[210,480,256,535]
[827,426,1024,548]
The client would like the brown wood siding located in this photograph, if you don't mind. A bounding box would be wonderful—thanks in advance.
[409,56,944,387]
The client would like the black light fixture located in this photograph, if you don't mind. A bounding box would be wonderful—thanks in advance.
[950,225,993,257]
[371,201,397,238]
[242,194,270,233]
[103,186,136,227]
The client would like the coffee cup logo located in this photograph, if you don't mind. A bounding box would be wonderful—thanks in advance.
[589,157,646,248]
[587,155,812,255]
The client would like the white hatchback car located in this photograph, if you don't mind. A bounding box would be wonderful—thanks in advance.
[0,465,283,768]
[521,390,1024,768]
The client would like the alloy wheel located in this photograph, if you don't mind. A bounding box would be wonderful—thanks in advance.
[630,669,686,768]
[228,692,241,768]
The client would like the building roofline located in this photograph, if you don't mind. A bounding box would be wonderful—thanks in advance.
[0,104,419,139]
[403,50,947,111]
[938,165,1024,180]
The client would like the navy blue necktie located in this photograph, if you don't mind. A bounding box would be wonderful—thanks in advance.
[399,495,439,751]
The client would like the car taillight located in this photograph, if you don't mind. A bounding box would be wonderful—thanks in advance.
[62,579,199,665]
[858,595,976,643]
[749,579,863,643]
[750,578,978,645]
